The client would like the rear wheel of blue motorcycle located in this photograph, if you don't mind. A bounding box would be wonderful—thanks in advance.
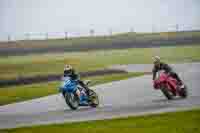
[89,90,99,108]
[64,92,79,110]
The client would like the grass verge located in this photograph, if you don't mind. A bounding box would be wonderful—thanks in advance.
[1,31,200,49]
[1,109,200,133]
[0,72,145,106]
[0,45,200,80]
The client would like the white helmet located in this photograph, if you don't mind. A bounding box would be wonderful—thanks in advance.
[64,64,73,77]
[152,56,161,63]
[64,64,72,71]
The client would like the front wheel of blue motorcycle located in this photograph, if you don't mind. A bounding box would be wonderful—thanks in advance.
[64,92,79,110]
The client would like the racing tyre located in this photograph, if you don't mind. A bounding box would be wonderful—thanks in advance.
[64,92,79,110]
[161,85,173,100]
[88,89,99,108]
[179,85,188,98]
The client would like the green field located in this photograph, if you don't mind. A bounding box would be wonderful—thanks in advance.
[0,45,200,80]
[1,31,200,49]
[1,109,200,133]
[0,72,145,106]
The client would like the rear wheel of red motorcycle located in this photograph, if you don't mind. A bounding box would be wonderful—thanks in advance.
[161,87,173,100]
[179,85,188,98]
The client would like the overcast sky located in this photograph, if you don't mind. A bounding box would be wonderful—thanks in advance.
[0,0,200,40]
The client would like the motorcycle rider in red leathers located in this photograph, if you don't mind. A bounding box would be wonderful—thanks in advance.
[152,56,184,88]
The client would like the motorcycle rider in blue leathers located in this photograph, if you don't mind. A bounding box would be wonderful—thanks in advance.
[63,65,90,104]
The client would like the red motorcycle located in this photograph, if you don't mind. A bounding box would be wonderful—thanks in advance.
[153,71,188,100]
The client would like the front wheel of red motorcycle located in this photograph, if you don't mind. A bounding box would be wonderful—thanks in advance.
[161,85,173,100]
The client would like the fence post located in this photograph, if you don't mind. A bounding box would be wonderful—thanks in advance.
[25,33,30,40]
[109,28,112,36]
[130,27,134,33]
[176,24,179,32]
[46,33,48,40]
[64,32,68,39]
[90,29,95,36]
[7,35,11,42]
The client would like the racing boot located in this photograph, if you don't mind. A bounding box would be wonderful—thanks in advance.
[178,81,185,89]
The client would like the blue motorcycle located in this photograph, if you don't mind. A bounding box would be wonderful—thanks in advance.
[59,77,99,110]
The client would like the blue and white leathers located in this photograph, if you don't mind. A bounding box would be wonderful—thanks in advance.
[59,77,88,104]
[60,77,78,93]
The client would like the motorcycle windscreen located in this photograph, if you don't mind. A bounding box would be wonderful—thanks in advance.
[159,72,168,82]
[61,77,78,93]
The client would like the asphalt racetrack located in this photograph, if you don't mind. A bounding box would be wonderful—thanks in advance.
[0,63,200,129]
